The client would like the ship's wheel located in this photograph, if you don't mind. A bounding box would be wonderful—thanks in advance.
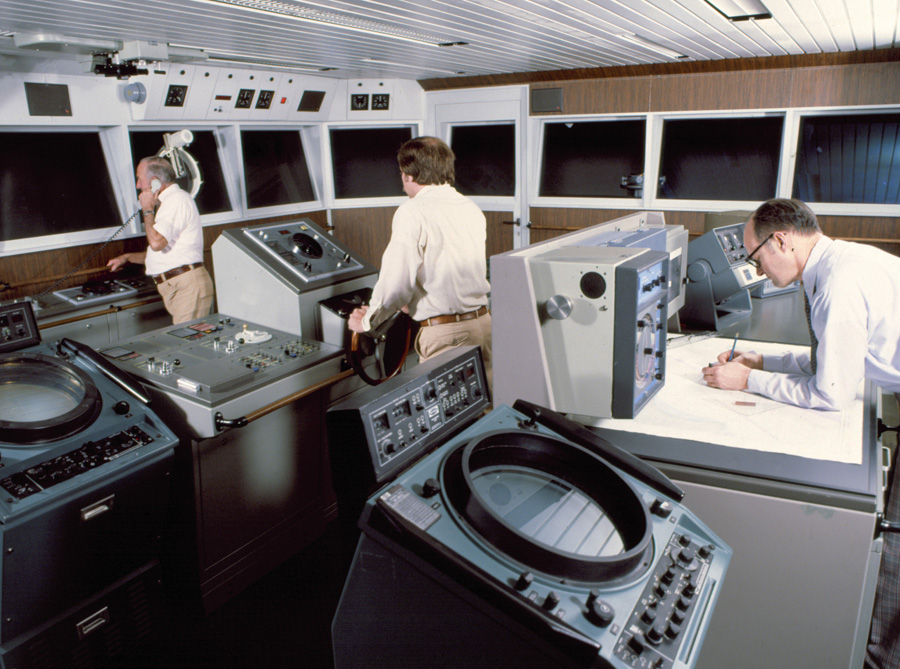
[347,311,416,386]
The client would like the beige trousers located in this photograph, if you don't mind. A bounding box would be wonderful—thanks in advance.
[156,266,215,325]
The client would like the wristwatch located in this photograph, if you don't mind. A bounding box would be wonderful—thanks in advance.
[143,210,154,217]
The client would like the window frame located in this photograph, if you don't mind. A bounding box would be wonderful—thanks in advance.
[127,125,239,225]
[529,113,647,210]
[448,120,518,207]
[0,125,137,256]
[323,122,420,210]
[236,125,323,218]
[643,110,788,212]
[784,106,900,215]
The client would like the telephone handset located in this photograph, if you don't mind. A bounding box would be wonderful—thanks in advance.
[150,178,161,193]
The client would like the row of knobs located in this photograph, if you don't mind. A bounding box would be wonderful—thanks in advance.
[512,572,616,628]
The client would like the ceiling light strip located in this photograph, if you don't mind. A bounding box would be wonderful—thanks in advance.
[618,34,688,59]
[205,0,464,46]
[206,53,335,71]
[704,0,772,22]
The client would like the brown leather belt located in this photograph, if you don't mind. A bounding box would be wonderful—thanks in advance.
[152,262,203,285]
[420,305,489,327]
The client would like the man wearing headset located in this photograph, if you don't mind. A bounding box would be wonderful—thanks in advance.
[108,156,214,325]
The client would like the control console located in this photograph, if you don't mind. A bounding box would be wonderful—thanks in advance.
[328,346,489,488]
[0,301,40,350]
[1,425,157,500]
[614,529,721,668]
[243,220,365,284]
[100,316,342,403]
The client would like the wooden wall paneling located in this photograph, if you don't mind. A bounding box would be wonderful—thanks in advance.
[0,237,147,302]
[485,210,515,260]
[531,77,651,115]
[421,49,900,92]
[790,62,900,108]
[650,69,793,112]
[0,210,330,303]
[817,214,900,250]
[330,207,396,270]
[527,207,636,243]
[660,211,707,237]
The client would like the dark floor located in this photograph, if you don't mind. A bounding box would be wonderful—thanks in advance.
[115,521,349,669]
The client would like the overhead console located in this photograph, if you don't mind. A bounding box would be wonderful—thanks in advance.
[123,64,424,122]
[126,64,338,121]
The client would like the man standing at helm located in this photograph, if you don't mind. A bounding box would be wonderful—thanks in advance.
[348,136,492,389]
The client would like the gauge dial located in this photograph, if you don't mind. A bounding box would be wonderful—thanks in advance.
[164,84,188,107]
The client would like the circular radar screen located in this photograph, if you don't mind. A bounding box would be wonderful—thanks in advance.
[443,430,653,583]
[292,232,324,259]
[0,353,102,445]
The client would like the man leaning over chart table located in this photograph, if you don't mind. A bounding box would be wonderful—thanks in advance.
[701,198,900,410]
[700,198,900,669]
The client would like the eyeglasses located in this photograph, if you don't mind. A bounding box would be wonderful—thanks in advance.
[745,233,774,269]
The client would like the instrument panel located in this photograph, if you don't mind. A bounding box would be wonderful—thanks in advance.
[100,316,342,405]
[243,220,365,284]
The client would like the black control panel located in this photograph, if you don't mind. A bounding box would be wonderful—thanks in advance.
[329,346,489,487]
[0,425,158,500]
[327,347,490,533]
[614,530,720,668]
[713,223,749,265]
[0,301,40,352]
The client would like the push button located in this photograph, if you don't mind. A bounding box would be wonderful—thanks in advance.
[628,633,646,655]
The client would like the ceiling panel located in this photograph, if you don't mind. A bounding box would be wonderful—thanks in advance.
[0,0,895,81]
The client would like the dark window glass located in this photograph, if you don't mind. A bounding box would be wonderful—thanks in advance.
[330,127,413,198]
[793,113,900,204]
[451,124,515,196]
[539,120,645,197]
[0,132,120,242]
[658,117,783,200]
[241,130,315,208]
[130,130,231,215]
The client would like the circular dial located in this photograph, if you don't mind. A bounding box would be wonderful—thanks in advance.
[443,429,653,582]
[292,232,324,259]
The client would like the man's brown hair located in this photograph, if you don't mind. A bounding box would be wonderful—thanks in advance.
[397,136,455,186]
[752,198,821,238]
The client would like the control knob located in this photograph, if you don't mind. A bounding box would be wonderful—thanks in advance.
[514,572,533,591]
[421,478,441,498]
[586,589,615,628]
[647,622,667,645]
[542,591,560,611]
[546,295,574,321]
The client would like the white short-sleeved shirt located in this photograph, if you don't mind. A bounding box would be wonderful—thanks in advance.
[144,184,204,276]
